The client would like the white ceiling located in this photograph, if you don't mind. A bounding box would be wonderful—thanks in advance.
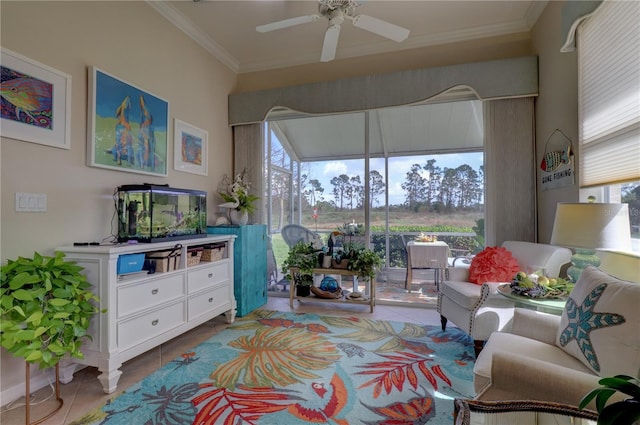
[149,0,546,161]
[149,0,547,74]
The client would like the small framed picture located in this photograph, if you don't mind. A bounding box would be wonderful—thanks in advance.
[0,48,71,149]
[173,118,208,176]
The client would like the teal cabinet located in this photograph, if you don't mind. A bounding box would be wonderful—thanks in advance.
[207,225,267,317]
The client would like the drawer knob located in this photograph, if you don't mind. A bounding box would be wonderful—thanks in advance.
[151,289,159,295]
[208,297,213,303]
[208,273,213,278]
[152,319,159,326]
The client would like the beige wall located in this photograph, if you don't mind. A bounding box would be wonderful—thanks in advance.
[1,1,235,399]
[531,0,581,242]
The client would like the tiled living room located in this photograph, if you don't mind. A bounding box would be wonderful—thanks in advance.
[1,1,639,424]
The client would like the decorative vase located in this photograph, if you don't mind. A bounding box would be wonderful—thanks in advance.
[229,209,248,225]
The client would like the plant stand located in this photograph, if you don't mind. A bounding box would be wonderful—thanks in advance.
[289,267,376,313]
[25,362,63,425]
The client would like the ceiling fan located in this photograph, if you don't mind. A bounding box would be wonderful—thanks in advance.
[256,0,410,62]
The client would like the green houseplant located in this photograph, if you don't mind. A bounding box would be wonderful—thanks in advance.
[0,251,102,369]
[282,242,319,297]
[344,245,384,282]
[579,375,640,425]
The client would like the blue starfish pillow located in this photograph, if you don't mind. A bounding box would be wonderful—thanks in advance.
[556,266,640,377]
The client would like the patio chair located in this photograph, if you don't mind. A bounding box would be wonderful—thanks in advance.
[281,224,322,249]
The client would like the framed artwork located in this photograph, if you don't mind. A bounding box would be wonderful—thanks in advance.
[174,119,208,176]
[0,48,71,149]
[88,66,169,176]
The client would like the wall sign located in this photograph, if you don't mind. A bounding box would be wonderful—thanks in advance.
[539,129,575,191]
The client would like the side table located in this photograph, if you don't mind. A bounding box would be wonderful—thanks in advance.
[289,267,376,312]
[497,284,566,315]
[405,240,449,291]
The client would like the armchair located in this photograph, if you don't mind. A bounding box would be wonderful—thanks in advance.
[437,241,571,356]
[473,265,640,408]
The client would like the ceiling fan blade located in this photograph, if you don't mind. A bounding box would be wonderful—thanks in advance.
[256,15,320,33]
[321,24,341,62]
[351,14,410,42]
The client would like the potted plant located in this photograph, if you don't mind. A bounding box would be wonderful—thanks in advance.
[579,375,640,425]
[345,245,384,282]
[218,169,259,225]
[282,242,319,297]
[0,251,102,369]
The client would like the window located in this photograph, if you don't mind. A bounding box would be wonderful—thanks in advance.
[577,0,640,252]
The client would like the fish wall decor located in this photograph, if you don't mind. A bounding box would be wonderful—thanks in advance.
[540,145,571,172]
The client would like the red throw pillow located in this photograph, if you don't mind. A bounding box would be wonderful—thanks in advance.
[468,246,520,284]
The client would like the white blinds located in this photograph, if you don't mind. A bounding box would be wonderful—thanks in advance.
[578,0,640,188]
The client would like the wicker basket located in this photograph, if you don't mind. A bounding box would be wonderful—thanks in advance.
[187,248,203,267]
[331,259,350,269]
[310,285,342,299]
[202,244,225,262]
[146,247,181,273]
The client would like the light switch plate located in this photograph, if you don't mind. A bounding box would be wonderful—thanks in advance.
[15,193,47,212]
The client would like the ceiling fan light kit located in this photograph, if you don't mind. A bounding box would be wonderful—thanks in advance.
[256,0,410,62]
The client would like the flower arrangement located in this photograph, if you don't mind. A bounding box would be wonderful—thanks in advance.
[218,169,259,214]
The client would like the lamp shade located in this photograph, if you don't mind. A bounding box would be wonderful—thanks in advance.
[550,203,631,251]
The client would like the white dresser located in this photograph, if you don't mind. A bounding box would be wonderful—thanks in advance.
[58,236,236,394]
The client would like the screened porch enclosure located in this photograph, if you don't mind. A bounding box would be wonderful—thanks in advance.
[264,98,486,306]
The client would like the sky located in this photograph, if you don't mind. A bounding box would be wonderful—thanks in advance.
[303,151,484,206]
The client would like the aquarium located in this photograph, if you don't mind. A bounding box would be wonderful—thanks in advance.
[117,184,207,243]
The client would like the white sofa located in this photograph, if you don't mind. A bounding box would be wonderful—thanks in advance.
[437,241,572,356]
[474,256,640,409]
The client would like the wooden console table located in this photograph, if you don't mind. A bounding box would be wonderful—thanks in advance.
[288,267,376,312]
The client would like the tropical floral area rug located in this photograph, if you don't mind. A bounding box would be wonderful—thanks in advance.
[71,310,475,425]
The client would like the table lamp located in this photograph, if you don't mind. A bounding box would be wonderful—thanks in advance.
[550,202,631,282]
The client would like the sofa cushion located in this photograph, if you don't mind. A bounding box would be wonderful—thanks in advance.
[556,266,640,377]
[468,246,519,284]
[439,280,482,309]
[474,331,593,393]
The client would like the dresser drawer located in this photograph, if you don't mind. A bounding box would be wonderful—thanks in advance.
[117,301,185,351]
[188,285,231,322]
[117,274,185,318]
[188,261,230,293]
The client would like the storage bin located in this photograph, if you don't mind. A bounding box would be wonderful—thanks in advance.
[117,253,146,275]
[202,243,225,262]
[146,244,182,273]
[187,247,203,267]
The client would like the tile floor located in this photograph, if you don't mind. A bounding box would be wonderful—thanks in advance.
[0,297,448,425]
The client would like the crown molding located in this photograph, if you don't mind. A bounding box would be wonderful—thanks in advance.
[146,0,240,72]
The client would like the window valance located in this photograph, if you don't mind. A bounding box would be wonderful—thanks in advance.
[228,56,538,126]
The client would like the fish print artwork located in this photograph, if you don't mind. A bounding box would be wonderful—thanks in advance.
[540,145,571,172]
[0,66,54,129]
